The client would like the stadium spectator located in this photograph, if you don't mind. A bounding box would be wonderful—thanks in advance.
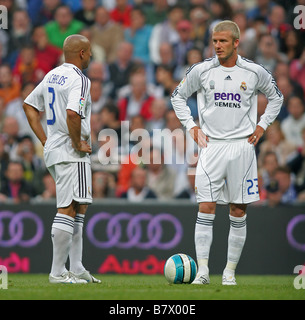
[290,48,305,100]
[108,41,137,99]
[281,29,304,63]
[273,166,297,205]
[0,161,35,203]
[143,0,169,26]
[12,45,50,86]
[15,135,45,193]
[31,25,63,71]
[149,41,177,84]
[124,114,147,151]
[149,5,185,65]
[172,20,194,70]
[110,0,132,28]
[117,62,163,100]
[90,78,109,113]
[0,64,21,106]
[87,60,106,81]
[146,146,177,200]
[124,6,153,65]
[257,93,267,125]
[276,75,304,122]
[92,170,116,198]
[28,0,61,27]
[7,9,32,61]
[0,135,9,191]
[145,97,167,133]
[79,28,106,63]
[287,127,305,198]
[74,0,97,26]
[90,111,103,154]
[99,101,122,141]
[258,121,297,168]
[189,5,210,53]
[255,170,267,204]
[0,0,302,206]
[116,115,151,196]
[260,151,279,188]
[246,0,275,25]
[281,96,305,147]
[209,0,233,22]
[2,116,21,160]
[255,33,288,74]
[175,165,197,202]
[44,5,84,49]
[4,82,38,141]
[267,5,291,49]
[36,171,57,201]
[91,126,121,173]
[0,30,9,64]
[232,11,257,60]
[273,62,304,100]
[120,165,157,201]
[118,71,154,121]
[265,179,282,207]
[90,6,124,63]
[155,64,179,105]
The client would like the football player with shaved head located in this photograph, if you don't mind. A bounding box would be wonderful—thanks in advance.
[23,34,100,284]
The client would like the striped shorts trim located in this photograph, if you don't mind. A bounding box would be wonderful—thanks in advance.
[48,161,92,208]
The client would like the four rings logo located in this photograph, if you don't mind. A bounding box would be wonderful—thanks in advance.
[86,212,183,249]
[0,211,44,248]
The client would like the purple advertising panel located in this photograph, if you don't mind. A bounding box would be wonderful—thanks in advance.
[0,202,304,274]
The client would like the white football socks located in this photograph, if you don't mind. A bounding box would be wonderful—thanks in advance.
[224,214,247,275]
[194,212,215,274]
[69,213,86,274]
[50,213,74,277]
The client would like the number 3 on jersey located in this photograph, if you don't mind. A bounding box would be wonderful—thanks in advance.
[47,87,56,125]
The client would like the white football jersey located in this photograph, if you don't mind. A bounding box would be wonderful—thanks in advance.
[171,55,283,139]
[24,63,91,167]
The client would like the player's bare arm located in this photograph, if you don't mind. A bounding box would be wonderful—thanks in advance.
[23,103,47,146]
[189,126,209,148]
[66,109,92,154]
[248,125,265,146]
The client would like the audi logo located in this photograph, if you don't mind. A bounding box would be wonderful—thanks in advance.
[86,212,183,249]
[0,211,44,248]
[287,214,305,252]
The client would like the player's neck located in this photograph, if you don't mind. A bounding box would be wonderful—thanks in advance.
[218,53,238,68]
[65,59,83,71]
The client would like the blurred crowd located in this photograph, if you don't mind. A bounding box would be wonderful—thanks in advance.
[0,0,305,207]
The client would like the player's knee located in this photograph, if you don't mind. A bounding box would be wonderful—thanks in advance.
[230,204,247,217]
[199,202,216,214]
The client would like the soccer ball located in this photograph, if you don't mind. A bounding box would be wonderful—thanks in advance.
[164,253,197,284]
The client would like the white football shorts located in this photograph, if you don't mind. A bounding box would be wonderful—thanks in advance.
[48,161,92,208]
[195,138,260,204]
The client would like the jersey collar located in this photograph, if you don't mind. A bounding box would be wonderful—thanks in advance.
[63,63,82,73]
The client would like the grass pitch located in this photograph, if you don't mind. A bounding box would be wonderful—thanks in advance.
[0,274,303,300]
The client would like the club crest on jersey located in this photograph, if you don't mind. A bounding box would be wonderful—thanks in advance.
[240,81,247,91]
[180,77,186,85]
[79,97,85,117]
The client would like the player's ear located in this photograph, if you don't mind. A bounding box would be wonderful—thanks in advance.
[80,49,85,59]
[234,38,239,49]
